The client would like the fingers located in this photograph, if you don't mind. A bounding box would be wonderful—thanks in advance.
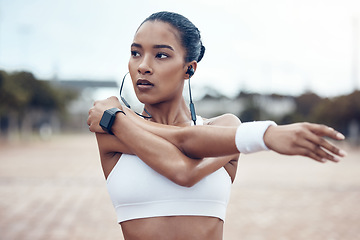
[298,147,328,163]
[87,105,101,132]
[88,97,121,133]
[265,122,347,163]
[296,124,347,163]
[306,132,342,155]
[87,107,93,125]
[306,123,347,157]
[308,123,345,140]
[295,138,340,163]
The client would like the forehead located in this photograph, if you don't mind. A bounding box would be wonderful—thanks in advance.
[134,21,183,51]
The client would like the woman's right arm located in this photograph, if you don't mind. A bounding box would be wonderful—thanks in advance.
[95,118,235,187]
[88,97,228,186]
[89,97,347,184]
[89,96,346,162]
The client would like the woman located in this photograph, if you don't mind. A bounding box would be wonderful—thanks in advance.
[87,11,346,240]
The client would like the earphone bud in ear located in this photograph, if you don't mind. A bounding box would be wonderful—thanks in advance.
[186,66,195,78]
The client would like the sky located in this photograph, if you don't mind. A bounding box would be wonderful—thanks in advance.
[1,0,360,99]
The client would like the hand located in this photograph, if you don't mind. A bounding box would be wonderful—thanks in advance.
[87,96,122,133]
[263,122,347,163]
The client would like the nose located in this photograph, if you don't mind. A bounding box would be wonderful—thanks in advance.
[138,55,153,75]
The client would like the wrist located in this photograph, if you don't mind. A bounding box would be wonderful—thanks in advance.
[263,125,276,150]
[99,108,126,135]
[235,120,277,154]
[111,110,129,136]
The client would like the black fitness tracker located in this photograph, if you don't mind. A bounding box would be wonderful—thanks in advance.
[99,108,125,135]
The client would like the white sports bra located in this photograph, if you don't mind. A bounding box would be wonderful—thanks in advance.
[106,117,232,223]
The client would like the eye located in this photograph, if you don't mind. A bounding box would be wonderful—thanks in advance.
[131,51,140,57]
[155,53,169,59]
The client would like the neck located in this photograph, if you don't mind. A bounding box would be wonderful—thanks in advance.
[144,97,192,126]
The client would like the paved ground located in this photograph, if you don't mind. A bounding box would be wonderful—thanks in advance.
[0,134,359,240]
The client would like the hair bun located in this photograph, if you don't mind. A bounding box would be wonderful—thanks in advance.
[197,45,206,62]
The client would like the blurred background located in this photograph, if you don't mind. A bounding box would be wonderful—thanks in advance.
[0,0,359,239]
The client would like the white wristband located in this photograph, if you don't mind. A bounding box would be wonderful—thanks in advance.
[235,121,277,154]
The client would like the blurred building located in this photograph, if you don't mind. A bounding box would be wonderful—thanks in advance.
[53,79,296,132]
[48,79,119,132]
[195,92,296,121]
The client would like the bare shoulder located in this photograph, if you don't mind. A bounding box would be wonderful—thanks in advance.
[203,113,241,127]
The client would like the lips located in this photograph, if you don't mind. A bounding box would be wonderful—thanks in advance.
[136,79,154,86]
[136,79,154,91]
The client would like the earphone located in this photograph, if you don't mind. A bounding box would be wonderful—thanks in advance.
[186,65,195,78]
[119,72,152,119]
[186,66,197,125]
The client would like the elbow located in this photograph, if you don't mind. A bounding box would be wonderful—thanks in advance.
[172,170,198,187]
[175,127,191,155]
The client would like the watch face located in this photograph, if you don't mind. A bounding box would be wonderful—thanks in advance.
[99,108,122,135]
[100,111,114,132]
[100,111,112,128]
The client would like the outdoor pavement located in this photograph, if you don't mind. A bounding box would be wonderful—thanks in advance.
[0,134,359,240]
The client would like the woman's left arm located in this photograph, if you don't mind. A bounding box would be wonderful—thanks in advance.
[87,97,240,185]
[87,96,241,158]
[88,97,346,164]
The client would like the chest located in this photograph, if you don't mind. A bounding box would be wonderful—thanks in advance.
[106,154,232,205]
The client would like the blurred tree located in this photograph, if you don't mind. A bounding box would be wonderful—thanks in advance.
[0,70,29,114]
[237,92,261,122]
[312,91,360,135]
[0,70,78,135]
[294,92,322,121]
[239,104,261,122]
[0,70,77,114]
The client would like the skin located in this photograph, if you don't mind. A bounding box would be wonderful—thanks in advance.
[87,20,346,240]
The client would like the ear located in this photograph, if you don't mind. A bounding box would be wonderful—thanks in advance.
[184,61,198,79]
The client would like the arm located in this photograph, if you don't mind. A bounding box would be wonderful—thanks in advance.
[95,109,240,186]
[112,107,347,163]
[120,107,240,159]
[87,96,240,158]
[88,97,347,178]
[263,123,347,162]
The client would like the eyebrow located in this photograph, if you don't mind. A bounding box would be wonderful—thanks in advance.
[131,43,174,51]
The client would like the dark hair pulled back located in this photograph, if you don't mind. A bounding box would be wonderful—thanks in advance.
[140,11,205,63]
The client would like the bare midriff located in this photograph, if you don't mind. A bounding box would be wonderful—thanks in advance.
[120,216,224,240]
